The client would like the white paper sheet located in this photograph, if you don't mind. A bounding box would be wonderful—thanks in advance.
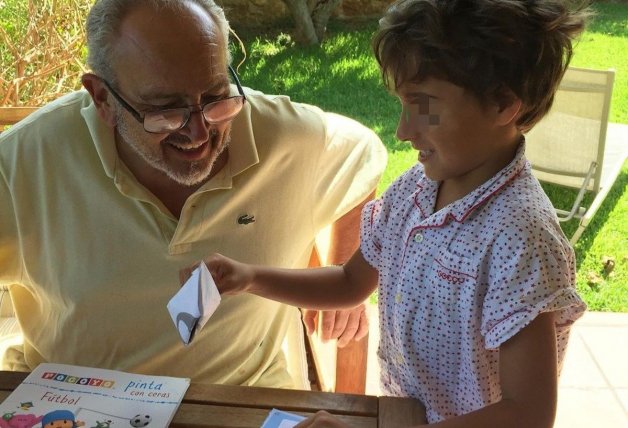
[260,409,306,428]
[167,263,221,345]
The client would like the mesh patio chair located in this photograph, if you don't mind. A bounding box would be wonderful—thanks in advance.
[525,66,626,244]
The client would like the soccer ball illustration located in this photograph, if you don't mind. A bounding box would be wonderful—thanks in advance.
[129,414,152,427]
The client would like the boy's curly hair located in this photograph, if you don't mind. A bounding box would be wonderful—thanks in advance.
[373,0,591,131]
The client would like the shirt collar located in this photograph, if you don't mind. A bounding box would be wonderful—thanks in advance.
[417,140,527,227]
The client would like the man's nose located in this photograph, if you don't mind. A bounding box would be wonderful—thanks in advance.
[181,110,211,142]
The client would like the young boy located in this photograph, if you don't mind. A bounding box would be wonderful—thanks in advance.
[191,0,589,426]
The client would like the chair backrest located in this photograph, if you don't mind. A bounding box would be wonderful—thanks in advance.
[0,107,39,132]
[525,67,615,193]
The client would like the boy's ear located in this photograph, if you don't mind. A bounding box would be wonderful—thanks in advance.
[493,86,522,126]
[81,73,117,128]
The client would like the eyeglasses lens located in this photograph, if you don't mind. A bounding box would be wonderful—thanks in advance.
[142,96,245,133]
[144,110,188,133]
[203,96,245,123]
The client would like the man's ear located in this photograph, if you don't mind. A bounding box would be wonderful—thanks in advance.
[493,86,522,127]
[81,73,116,128]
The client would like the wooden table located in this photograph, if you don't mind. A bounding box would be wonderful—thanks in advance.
[0,371,426,427]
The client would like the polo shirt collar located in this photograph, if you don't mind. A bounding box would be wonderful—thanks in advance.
[223,93,259,178]
[197,95,259,192]
[417,140,527,227]
[81,98,118,179]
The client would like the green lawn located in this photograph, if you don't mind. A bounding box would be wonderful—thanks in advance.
[233,1,628,311]
[1,1,626,311]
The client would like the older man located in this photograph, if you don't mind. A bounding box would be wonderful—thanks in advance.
[0,0,385,389]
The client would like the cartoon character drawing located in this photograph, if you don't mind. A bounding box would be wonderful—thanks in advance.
[41,410,84,428]
[18,404,33,412]
[1,413,16,422]
[0,413,43,428]
[90,420,111,428]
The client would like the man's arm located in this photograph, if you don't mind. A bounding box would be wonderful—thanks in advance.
[303,190,376,347]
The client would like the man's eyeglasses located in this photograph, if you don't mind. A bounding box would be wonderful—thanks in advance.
[101,65,246,134]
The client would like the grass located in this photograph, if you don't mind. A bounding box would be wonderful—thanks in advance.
[232,2,628,312]
[1,1,626,311]
[0,1,88,105]
[571,2,628,123]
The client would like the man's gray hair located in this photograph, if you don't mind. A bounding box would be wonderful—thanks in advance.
[86,0,231,83]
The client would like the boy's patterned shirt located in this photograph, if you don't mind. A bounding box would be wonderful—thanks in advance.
[360,143,585,423]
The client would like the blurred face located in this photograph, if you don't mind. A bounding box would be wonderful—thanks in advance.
[395,77,511,190]
[109,3,234,186]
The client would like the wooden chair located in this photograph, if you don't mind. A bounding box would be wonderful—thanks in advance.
[305,246,369,394]
[0,107,39,131]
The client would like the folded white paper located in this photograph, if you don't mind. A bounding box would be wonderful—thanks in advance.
[167,263,221,345]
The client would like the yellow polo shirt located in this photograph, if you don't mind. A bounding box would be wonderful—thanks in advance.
[0,89,386,388]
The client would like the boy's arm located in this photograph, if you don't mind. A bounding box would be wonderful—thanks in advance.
[424,312,558,428]
[204,249,378,310]
[302,190,376,345]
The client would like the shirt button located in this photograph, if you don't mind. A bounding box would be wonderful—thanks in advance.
[414,232,424,243]
[396,353,404,364]
[395,293,402,303]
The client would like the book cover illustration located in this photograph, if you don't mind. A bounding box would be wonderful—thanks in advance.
[0,363,190,428]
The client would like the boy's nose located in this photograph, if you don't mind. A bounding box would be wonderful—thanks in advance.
[396,112,416,142]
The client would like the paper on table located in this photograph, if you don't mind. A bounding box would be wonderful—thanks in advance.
[260,409,306,428]
[167,263,221,345]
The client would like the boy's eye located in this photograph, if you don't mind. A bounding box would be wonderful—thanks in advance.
[411,94,435,111]
[400,100,440,126]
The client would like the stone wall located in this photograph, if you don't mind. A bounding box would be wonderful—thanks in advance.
[216,0,395,28]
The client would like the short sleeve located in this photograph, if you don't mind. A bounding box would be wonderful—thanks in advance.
[481,221,586,349]
[312,112,387,229]
[359,176,403,270]
[360,199,383,269]
[0,150,22,286]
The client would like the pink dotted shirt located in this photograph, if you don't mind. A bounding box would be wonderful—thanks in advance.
[360,144,585,423]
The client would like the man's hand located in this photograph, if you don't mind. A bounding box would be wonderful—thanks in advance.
[302,304,368,348]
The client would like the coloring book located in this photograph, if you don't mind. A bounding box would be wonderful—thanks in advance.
[0,363,189,428]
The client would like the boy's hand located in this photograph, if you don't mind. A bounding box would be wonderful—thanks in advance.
[295,410,351,428]
[179,253,254,295]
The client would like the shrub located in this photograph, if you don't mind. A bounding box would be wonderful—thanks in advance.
[0,0,89,106]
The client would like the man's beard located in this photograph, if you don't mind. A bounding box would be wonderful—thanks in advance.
[115,111,230,187]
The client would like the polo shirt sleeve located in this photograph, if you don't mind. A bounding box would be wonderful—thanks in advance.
[311,112,387,229]
[480,219,586,350]
[0,157,22,286]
